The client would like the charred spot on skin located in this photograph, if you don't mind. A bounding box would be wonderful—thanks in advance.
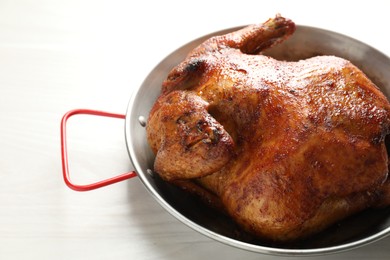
[185,59,207,73]
[165,59,208,89]
[196,119,221,145]
[207,127,221,144]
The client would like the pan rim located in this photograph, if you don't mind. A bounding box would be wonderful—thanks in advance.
[124,24,390,256]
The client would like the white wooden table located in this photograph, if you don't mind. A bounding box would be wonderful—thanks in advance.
[1,1,389,259]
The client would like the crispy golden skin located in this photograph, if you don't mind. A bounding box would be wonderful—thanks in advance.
[146,15,390,242]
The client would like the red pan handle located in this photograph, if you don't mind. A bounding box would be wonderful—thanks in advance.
[60,109,137,191]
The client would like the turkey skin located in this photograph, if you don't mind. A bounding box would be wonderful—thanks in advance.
[146,15,390,242]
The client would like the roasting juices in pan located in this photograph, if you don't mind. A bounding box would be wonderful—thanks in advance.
[146,15,390,242]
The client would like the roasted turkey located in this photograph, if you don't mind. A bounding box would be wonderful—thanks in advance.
[146,15,390,242]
